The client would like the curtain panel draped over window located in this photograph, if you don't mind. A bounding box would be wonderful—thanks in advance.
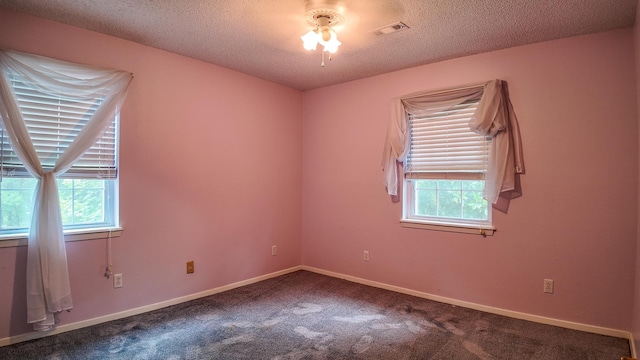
[0,50,132,331]
[382,79,524,204]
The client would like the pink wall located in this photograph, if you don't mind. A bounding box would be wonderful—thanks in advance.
[1,6,639,343]
[0,9,302,339]
[302,29,638,330]
[633,0,640,353]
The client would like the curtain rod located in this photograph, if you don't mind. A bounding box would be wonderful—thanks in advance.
[402,81,487,99]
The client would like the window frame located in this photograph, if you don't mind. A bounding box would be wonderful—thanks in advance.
[402,178,495,235]
[0,62,122,244]
[400,91,495,236]
[0,177,119,235]
[0,227,122,248]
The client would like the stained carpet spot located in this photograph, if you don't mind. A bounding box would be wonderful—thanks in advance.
[443,321,465,336]
[463,340,493,360]
[221,334,255,345]
[419,319,439,329]
[405,320,426,334]
[294,326,325,339]
[195,313,219,321]
[352,335,374,354]
[184,345,201,360]
[314,345,329,352]
[262,318,283,327]
[475,319,490,332]
[108,335,127,353]
[130,339,158,356]
[272,349,311,360]
[333,314,385,323]
[224,321,253,328]
[292,303,323,315]
[371,323,403,330]
[313,334,335,351]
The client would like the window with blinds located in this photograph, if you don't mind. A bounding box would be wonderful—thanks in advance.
[0,69,119,234]
[1,71,118,179]
[405,98,489,179]
[402,94,492,228]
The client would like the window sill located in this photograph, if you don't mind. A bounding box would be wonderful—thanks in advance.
[0,227,122,248]
[400,220,495,236]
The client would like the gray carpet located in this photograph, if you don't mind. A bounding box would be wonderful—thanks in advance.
[0,270,631,359]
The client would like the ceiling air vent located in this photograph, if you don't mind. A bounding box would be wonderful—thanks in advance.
[372,22,409,37]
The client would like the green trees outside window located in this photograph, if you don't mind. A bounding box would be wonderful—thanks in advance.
[414,179,488,221]
[0,178,109,232]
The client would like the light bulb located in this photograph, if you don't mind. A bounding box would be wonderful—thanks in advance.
[301,30,319,51]
[322,29,341,53]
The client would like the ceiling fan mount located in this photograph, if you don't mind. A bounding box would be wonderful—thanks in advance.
[304,1,346,27]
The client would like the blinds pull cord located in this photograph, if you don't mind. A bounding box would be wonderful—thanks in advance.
[103,155,114,280]
[104,229,113,279]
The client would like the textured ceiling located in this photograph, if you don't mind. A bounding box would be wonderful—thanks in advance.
[0,0,637,90]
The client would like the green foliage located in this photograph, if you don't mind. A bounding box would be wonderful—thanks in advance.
[0,177,107,231]
[414,179,488,221]
[0,178,36,230]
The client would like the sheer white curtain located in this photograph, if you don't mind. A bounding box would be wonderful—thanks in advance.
[381,79,524,203]
[382,85,484,196]
[469,80,524,203]
[0,50,132,331]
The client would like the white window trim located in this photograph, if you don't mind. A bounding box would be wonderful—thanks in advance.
[402,178,495,236]
[400,219,495,236]
[399,88,495,235]
[0,227,122,248]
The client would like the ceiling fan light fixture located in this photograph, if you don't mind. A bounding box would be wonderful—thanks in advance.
[301,1,346,66]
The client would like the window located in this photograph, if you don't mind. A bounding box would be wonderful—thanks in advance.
[402,95,493,231]
[0,178,116,235]
[0,69,119,236]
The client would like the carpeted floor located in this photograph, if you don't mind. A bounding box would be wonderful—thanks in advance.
[0,270,631,359]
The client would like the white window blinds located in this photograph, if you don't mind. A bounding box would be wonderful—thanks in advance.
[405,97,490,179]
[0,70,118,179]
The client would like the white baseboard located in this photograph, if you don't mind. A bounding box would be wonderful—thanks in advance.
[302,266,631,340]
[0,266,302,347]
[631,332,637,358]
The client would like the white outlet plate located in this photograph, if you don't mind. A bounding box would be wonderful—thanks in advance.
[114,273,123,288]
[363,250,370,261]
[272,245,277,256]
[543,279,553,294]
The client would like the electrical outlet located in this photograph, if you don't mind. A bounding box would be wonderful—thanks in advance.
[272,245,277,256]
[113,273,123,288]
[363,250,370,261]
[543,279,554,294]
[186,261,195,274]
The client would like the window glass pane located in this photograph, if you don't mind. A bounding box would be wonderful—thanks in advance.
[0,178,36,230]
[437,180,461,190]
[0,178,113,233]
[462,188,488,220]
[462,180,484,191]
[406,179,489,224]
[58,179,74,224]
[415,181,437,216]
[73,181,105,224]
[438,189,462,218]
[415,179,437,189]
